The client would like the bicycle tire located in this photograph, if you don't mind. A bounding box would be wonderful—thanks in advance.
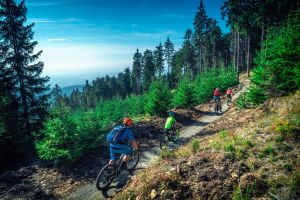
[171,130,179,142]
[95,164,115,190]
[126,150,140,171]
[215,104,219,115]
[160,134,169,150]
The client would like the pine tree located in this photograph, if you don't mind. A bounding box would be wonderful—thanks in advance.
[174,76,196,108]
[154,42,164,77]
[145,80,171,116]
[193,0,209,72]
[131,49,143,94]
[182,29,196,79]
[51,84,63,108]
[0,0,50,135]
[170,50,184,87]
[164,37,175,75]
[142,49,155,91]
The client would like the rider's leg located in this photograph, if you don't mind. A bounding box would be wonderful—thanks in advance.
[109,146,116,165]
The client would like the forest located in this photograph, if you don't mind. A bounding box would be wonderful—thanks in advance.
[0,0,299,172]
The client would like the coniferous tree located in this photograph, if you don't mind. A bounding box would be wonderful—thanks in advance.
[142,49,155,91]
[83,80,94,108]
[51,84,63,108]
[164,37,175,75]
[193,0,209,72]
[145,80,171,116]
[170,50,184,87]
[154,42,164,77]
[205,19,222,68]
[0,0,50,135]
[120,67,132,97]
[182,29,196,79]
[131,49,143,94]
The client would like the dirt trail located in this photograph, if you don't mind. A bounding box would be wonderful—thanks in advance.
[64,84,248,200]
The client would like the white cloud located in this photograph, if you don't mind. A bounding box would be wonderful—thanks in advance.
[47,38,70,42]
[28,18,85,24]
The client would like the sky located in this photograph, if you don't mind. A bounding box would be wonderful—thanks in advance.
[23,0,228,87]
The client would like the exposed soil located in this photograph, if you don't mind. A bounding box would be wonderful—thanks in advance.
[0,111,194,200]
[0,79,248,200]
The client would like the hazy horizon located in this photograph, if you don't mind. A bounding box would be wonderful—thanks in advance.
[24,0,228,87]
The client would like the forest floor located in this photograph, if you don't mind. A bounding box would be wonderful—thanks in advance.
[0,76,253,200]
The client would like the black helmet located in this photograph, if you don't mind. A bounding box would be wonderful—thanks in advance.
[168,111,175,116]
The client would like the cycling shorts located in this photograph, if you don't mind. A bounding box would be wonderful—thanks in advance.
[110,145,131,160]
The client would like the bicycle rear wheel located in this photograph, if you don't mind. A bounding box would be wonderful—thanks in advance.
[160,134,169,150]
[95,164,115,190]
[171,130,179,142]
[215,104,219,115]
[126,150,140,171]
[227,97,233,107]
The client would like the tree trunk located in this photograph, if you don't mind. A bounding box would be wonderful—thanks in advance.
[237,30,240,82]
[247,35,251,77]
[233,30,236,70]
[261,22,264,60]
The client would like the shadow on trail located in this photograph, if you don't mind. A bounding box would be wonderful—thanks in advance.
[100,170,135,199]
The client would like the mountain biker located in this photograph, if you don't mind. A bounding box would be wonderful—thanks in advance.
[213,87,222,111]
[108,117,139,169]
[226,87,233,99]
[165,111,176,135]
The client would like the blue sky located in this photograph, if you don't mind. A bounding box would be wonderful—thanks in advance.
[24,0,228,87]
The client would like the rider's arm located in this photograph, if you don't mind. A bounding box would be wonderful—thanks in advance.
[126,129,139,150]
[131,140,139,150]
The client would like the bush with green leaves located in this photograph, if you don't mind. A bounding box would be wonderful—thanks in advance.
[173,76,197,108]
[36,106,105,164]
[193,68,238,104]
[145,80,172,116]
[246,11,300,106]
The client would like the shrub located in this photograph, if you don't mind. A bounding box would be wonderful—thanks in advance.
[145,80,171,116]
[189,139,200,152]
[246,11,300,106]
[173,76,196,108]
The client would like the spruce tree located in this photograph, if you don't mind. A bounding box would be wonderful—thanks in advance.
[142,49,155,91]
[193,0,209,72]
[182,29,196,79]
[145,80,171,116]
[0,0,50,135]
[164,37,175,75]
[51,84,63,108]
[131,49,143,94]
[154,42,164,77]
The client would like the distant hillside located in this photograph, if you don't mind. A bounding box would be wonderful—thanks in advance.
[61,85,84,96]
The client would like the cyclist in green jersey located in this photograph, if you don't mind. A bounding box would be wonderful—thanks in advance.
[165,111,176,133]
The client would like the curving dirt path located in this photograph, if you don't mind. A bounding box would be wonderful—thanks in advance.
[64,84,248,200]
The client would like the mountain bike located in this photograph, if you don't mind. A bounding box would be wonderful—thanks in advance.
[226,95,233,107]
[95,147,140,190]
[160,129,180,150]
[214,99,222,115]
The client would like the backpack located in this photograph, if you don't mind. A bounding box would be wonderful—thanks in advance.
[106,125,126,144]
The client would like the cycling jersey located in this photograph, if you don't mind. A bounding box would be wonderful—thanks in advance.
[165,116,176,130]
[226,89,233,95]
[214,89,221,96]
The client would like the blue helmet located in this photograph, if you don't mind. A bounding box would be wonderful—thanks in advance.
[168,111,175,116]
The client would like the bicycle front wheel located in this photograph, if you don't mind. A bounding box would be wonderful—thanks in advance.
[95,164,115,190]
[171,130,179,142]
[160,134,169,150]
[126,150,140,171]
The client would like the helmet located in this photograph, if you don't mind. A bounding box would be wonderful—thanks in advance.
[168,111,175,116]
[123,117,133,126]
